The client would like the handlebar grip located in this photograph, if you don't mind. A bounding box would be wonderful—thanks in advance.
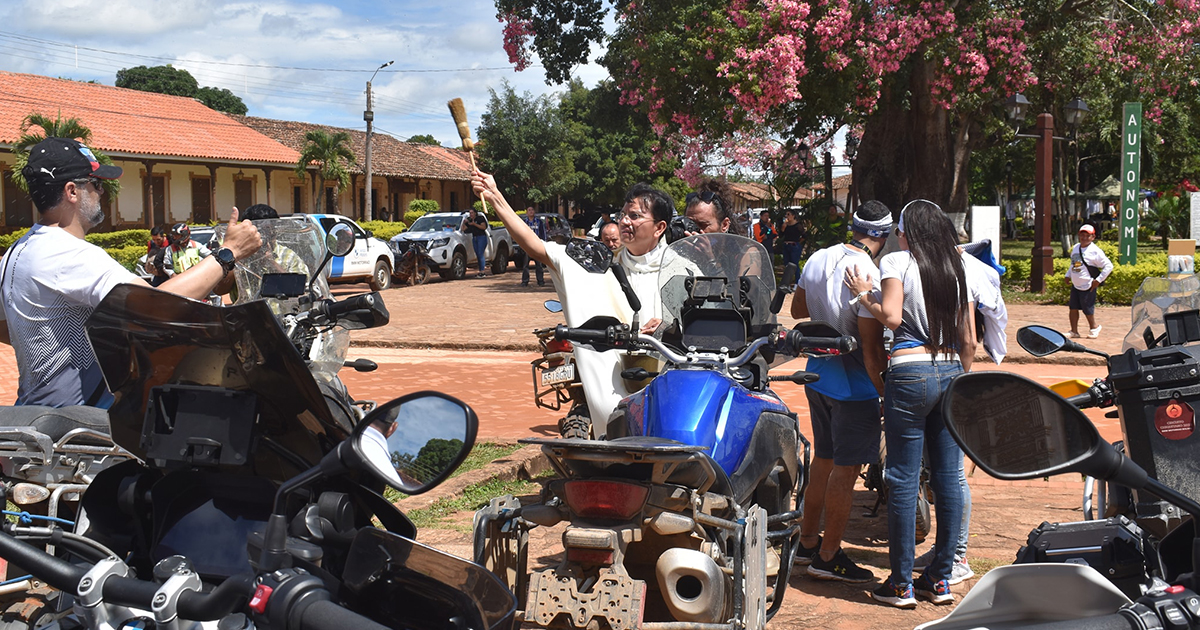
[323,294,375,319]
[1065,391,1097,409]
[300,600,390,630]
[785,330,858,354]
[554,324,609,344]
[608,265,642,313]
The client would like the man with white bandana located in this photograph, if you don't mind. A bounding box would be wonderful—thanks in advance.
[788,199,892,582]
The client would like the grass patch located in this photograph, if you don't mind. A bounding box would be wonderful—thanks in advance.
[406,477,543,530]
[967,556,1009,577]
[382,442,524,504]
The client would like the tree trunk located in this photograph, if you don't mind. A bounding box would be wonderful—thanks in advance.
[852,56,979,217]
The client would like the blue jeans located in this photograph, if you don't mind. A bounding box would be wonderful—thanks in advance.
[522,256,544,285]
[884,360,964,587]
[957,464,971,558]
[472,234,488,273]
[782,242,803,272]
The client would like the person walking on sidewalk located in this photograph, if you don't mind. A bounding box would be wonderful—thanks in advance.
[1065,224,1112,339]
[788,200,892,584]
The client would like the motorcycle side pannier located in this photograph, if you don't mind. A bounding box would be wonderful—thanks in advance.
[1014,516,1147,599]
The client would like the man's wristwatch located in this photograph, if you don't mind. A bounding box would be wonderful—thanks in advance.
[214,247,237,273]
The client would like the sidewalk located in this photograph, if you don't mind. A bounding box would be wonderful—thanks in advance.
[348,274,1130,364]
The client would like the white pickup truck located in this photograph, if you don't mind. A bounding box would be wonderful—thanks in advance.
[389,212,513,280]
[287,213,396,290]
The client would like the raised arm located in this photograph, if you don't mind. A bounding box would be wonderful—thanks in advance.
[471,170,551,268]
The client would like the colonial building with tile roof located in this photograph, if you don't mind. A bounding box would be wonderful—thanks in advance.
[0,71,474,231]
[235,116,474,221]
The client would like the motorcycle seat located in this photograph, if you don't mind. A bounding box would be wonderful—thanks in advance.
[0,406,112,444]
[608,437,736,497]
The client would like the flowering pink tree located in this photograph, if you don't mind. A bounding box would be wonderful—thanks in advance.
[498,0,1200,212]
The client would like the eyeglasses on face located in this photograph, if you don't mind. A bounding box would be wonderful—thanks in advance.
[74,178,104,195]
[619,210,652,224]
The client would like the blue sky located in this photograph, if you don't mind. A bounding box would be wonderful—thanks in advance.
[0,0,608,145]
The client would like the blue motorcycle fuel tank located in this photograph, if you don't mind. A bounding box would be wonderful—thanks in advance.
[624,369,788,476]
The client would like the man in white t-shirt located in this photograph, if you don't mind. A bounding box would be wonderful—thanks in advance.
[0,137,262,407]
[787,200,891,583]
[1064,224,1112,338]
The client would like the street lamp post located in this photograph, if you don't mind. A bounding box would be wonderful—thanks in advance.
[845,134,858,214]
[364,60,394,222]
[1003,93,1088,293]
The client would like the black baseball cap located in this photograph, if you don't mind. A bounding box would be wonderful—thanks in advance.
[22,137,122,186]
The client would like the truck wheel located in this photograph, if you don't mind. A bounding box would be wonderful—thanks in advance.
[369,260,392,291]
[441,251,467,281]
[490,245,509,275]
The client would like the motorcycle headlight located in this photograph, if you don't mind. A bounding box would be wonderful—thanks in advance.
[430,237,450,248]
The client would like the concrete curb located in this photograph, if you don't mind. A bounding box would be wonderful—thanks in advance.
[394,444,551,512]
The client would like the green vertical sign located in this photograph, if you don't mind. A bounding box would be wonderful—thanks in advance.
[1120,102,1142,265]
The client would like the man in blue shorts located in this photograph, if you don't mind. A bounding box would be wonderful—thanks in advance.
[788,200,892,583]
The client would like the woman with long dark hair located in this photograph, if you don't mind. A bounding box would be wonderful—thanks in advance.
[845,199,977,608]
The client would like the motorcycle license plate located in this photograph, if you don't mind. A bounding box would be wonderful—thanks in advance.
[541,364,575,386]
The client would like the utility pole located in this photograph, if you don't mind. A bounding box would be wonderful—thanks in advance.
[364,60,394,222]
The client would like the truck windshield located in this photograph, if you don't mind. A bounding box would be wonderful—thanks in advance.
[409,216,458,232]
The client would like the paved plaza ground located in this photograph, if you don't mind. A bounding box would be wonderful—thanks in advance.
[0,271,1147,629]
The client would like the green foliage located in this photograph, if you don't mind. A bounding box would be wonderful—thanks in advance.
[0,229,29,253]
[85,229,150,249]
[104,245,146,272]
[1003,240,1189,306]
[195,86,248,115]
[116,65,199,97]
[1143,195,1191,248]
[406,199,440,225]
[295,130,355,213]
[476,80,572,210]
[407,134,441,146]
[359,221,406,239]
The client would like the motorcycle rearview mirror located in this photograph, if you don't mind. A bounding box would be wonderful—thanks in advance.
[769,262,799,313]
[940,372,1200,517]
[348,391,478,495]
[565,237,612,274]
[1017,325,1107,358]
[311,222,357,285]
[344,358,378,372]
[544,300,563,314]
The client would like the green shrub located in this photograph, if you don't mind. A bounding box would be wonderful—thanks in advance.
[409,199,439,214]
[1001,238,1191,306]
[86,229,150,249]
[0,228,30,253]
[359,221,406,240]
[105,244,146,272]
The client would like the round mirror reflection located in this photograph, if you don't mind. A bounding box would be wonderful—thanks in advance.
[543,300,563,314]
[1017,325,1067,357]
[944,373,1099,479]
[357,392,475,494]
[328,223,356,257]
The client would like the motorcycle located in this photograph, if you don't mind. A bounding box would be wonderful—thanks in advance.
[474,234,855,630]
[529,305,590,440]
[918,307,1200,628]
[394,241,434,287]
[0,224,517,630]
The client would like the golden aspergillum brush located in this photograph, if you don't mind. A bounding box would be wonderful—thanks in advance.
[447,97,488,214]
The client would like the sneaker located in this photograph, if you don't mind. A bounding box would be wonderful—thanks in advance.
[808,548,874,583]
[1089,325,1102,339]
[914,574,954,605]
[948,558,975,585]
[912,547,936,572]
[870,581,917,609]
[1066,331,1081,338]
[793,535,822,566]
[520,282,529,287]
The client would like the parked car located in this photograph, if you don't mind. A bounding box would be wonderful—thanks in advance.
[287,213,396,290]
[389,212,513,281]
[512,212,572,269]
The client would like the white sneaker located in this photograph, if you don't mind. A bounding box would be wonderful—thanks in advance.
[1089,325,1102,339]
[948,558,975,585]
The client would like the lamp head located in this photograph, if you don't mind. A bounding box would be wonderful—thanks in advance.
[1004,93,1030,124]
[1064,97,1089,128]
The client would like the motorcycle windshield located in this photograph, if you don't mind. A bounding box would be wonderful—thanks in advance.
[214,217,331,310]
[657,234,777,349]
[87,284,340,467]
[1123,274,1200,351]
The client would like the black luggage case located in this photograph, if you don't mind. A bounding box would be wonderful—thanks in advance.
[1015,517,1148,599]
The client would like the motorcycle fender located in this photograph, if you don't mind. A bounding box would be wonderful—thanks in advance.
[914,563,1132,630]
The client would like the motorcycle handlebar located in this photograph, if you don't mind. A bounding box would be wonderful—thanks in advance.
[554,324,609,345]
[782,330,858,354]
[300,600,390,630]
[1066,392,1098,408]
[320,293,375,319]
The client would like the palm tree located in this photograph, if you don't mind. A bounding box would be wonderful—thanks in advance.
[12,112,119,195]
[294,129,355,214]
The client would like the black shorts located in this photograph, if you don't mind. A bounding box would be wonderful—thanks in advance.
[805,389,881,466]
[1069,286,1096,315]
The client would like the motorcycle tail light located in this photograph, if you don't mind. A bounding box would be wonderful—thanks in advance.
[546,339,573,354]
[563,480,649,520]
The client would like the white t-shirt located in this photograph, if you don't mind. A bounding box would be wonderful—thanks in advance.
[1066,242,1113,291]
[0,225,139,406]
[880,250,970,352]
[797,244,879,400]
[961,251,1007,364]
